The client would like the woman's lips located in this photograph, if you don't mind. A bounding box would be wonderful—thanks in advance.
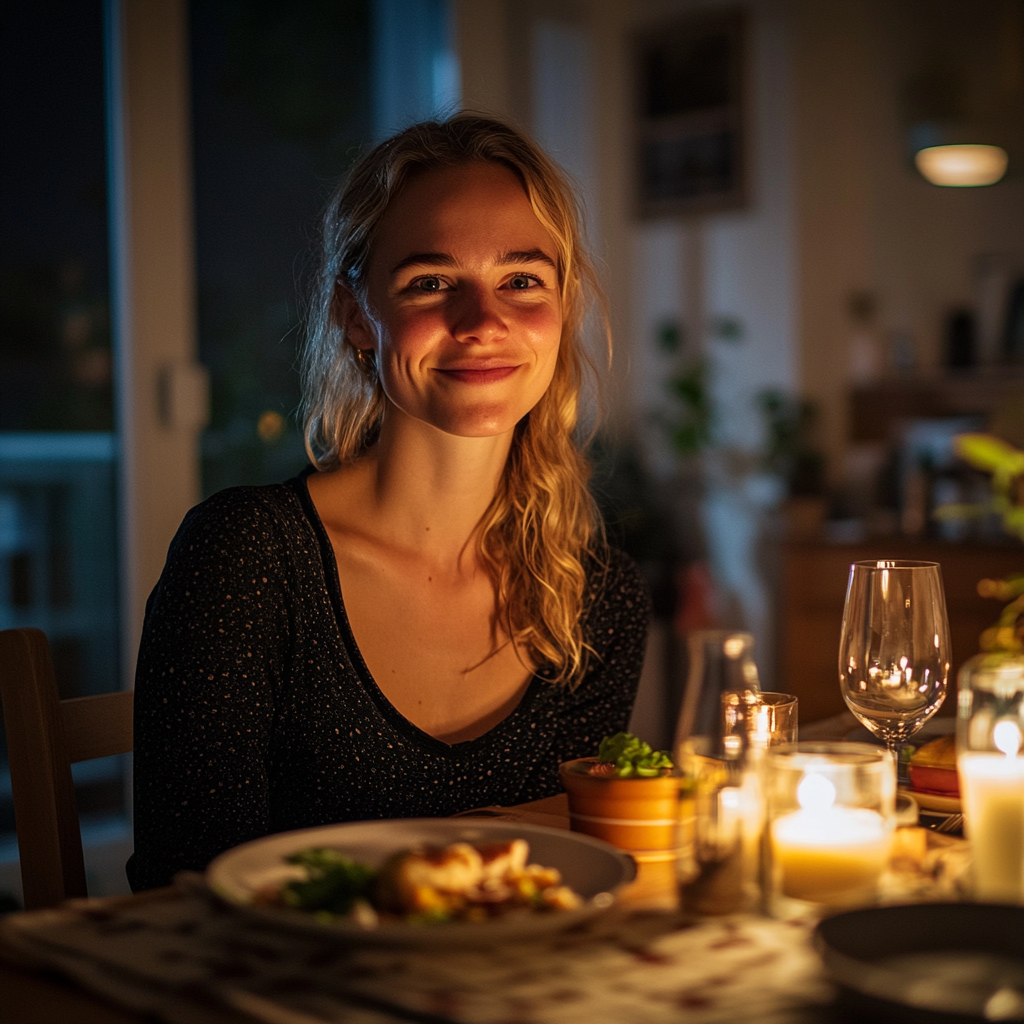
[436,365,518,384]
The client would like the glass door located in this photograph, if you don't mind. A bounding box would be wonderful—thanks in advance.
[0,0,125,900]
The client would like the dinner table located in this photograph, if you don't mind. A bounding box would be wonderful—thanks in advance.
[0,781,975,1024]
[2,709,978,1024]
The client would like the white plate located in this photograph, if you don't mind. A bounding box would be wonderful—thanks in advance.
[899,786,961,814]
[206,818,636,946]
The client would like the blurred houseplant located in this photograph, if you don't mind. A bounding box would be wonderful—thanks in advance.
[937,433,1024,657]
[756,390,826,537]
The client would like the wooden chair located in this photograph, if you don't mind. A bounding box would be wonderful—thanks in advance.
[0,627,133,909]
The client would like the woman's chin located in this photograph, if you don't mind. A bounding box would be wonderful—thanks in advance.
[396,401,534,441]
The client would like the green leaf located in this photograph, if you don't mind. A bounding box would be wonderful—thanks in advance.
[282,848,375,914]
[954,434,1024,476]
[597,732,673,777]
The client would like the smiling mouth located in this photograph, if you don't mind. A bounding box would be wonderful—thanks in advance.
[436,366,518,384]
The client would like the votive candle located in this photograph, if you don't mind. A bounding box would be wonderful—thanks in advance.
[958,720,1024,903]
[771,771,890,903]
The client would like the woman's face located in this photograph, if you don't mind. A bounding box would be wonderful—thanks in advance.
[349,161,563,440]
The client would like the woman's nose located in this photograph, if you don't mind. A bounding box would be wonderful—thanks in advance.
[449,285,508,344]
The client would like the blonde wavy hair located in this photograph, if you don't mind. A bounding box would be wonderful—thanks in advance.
[300,113,609,687]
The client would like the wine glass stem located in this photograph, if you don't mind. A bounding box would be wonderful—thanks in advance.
[889,738,908,787]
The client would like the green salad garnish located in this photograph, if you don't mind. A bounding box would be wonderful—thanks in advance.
[280,848,375,915]
[597,732,674,777]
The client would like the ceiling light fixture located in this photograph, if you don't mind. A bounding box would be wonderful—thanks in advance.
[914,144,1009,187]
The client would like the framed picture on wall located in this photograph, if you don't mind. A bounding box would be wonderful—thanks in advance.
[635,8,747,218]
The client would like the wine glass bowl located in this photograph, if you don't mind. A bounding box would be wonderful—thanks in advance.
[838,560,951,777]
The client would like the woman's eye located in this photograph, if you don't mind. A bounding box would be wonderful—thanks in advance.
[508,274,539,290]
[412,276,446,293]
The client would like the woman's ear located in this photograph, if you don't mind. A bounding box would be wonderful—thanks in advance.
[333,279,374,355]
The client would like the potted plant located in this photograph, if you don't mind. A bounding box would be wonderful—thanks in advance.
[937,433,1024,666]
[559,733,680,859]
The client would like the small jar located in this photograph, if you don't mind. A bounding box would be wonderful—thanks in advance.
[956,652,1024,903]
[722,691,798,759]
[767,742,895,913]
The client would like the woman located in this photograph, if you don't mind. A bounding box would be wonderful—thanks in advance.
[128,114,650,891]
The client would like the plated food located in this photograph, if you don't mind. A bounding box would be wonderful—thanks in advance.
[908,734,959,797]
[207,818,634,946]
[254,838,582,927]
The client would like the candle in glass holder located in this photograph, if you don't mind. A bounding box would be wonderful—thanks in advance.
[957,653,1024,904]
[958,720,1024,903]
[767,743,895,911]
[771,771,890,902]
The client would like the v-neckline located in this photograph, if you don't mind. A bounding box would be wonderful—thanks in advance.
[289,471,544,753]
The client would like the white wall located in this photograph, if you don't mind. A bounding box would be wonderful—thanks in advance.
[625,1,798,457]
[601,0,798,684]
[108,0,206,690]
[794,0,1024,477]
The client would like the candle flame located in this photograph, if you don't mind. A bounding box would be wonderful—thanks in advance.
[754,706,771,743]
[797,771,836,812]
[993,720,1022,758]
[724,637,746,659]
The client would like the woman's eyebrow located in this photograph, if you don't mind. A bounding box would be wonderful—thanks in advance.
[496,249,557,269]
[389,251,457,275]
[389,248,557,277]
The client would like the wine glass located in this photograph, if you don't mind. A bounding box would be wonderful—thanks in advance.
[838,560,951,782]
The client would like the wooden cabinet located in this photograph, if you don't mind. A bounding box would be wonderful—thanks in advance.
[779,540,1024,724]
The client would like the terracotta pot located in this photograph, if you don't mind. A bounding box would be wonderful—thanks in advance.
[559,758,681,859]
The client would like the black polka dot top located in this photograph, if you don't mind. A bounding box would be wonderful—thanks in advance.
[127,474,651,891]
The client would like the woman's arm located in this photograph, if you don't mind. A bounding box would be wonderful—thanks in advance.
[128,489,293,890]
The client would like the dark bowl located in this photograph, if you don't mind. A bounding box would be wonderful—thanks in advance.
[815,903,1024,1023]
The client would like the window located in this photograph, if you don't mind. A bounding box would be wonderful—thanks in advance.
[0,0,124,883]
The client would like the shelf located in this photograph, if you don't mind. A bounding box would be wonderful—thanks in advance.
[849,369,1024,443]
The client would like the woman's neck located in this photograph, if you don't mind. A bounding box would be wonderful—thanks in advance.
[309,407,514,570]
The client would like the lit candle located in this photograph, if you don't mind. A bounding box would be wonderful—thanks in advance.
[716,785,741,850]
[771,770,891,903]
[958,720,1024,903]
[752,705,771,750]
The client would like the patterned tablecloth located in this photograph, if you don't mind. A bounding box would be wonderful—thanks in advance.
[0,822,973,1024]
[2,876,835,1024]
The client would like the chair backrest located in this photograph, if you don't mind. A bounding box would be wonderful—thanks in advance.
[0,627,133,909]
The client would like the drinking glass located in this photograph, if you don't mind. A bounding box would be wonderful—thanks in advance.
[722,691,798,760]
[838,560,951,781]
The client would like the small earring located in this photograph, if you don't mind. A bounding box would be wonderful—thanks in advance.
[353,347,376,376]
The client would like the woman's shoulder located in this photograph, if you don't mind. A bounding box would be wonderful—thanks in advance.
[585,545,647,592]
[168,478,313,558]
[583,545,652,627]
